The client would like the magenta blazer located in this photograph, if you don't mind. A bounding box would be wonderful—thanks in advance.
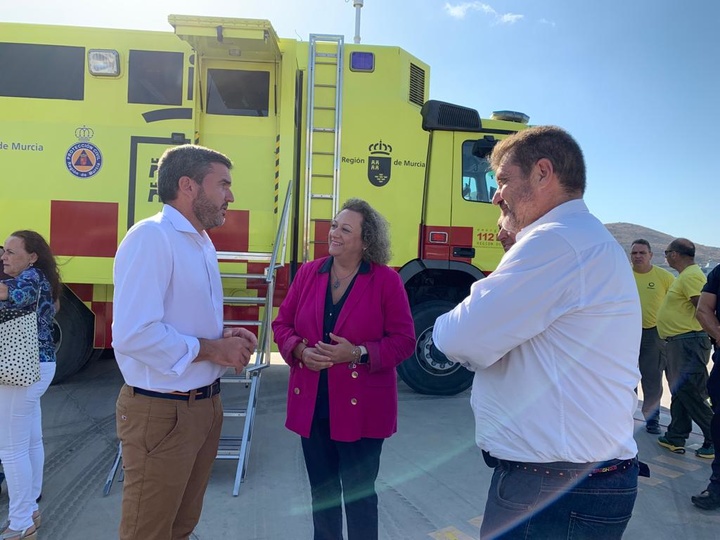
[272,257,415,442]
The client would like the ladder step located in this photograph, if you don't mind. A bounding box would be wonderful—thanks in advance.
[313,106,336,111]
[223,296,267,306]
[223,320,262,327]
[311,173,333,178]
[221,376,253,384]
[312,151,334,155]
[223,409,248,418]
[220,272,267,280]
[313,83,337,89]
[217,251,272,262]
[313,127,336,133]
[316,52,338,58]
[312,193,334,200]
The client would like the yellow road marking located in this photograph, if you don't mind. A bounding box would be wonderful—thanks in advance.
[639,475,664,486]
[653,453,702,472]
[428,526,476,540]
[645,463,683,479]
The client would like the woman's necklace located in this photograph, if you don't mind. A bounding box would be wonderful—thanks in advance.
[331,263,360,289]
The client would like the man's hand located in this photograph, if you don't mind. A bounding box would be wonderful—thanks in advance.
[196,330,257,372]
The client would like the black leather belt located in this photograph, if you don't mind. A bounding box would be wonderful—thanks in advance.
[132,379,221,401]
[498,458,636,478]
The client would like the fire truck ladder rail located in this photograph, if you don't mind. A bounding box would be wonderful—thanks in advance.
[102,182,293,497]
[303,33,344,262]
[219,180,293,496]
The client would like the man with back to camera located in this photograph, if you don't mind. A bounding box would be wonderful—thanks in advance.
[112,144,258,539]
[631,239,675,434]
[692,262,720,509]
[433,126,642,539]
[656,238,714,459]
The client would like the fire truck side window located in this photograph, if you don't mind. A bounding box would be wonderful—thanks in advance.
[461,140,496,203]
[0,43,84,100]
[127,50,183,106]
[206,69,270,117]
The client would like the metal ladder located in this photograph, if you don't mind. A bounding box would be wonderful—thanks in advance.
[303,34,345,262]
[216,181,292,495]
[104,182,293,497]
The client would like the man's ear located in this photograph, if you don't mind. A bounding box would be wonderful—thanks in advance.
[177,176,196,197]
[535,158,555,187]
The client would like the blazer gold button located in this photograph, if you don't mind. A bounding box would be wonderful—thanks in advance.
[351,398,358,405]
[294,388,300,395]
[351,371,359,379]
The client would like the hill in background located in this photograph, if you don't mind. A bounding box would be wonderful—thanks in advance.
[605,222,720,274]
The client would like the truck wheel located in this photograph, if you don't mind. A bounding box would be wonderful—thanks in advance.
[397,300,473,395]
[51,286,96,384]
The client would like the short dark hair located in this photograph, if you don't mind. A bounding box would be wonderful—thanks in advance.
[9,230,62,301]
[631,239,651,251]
[489,125,586,195]
[157,144,232,203]
[668,238,695,258]
[340,198,391,265]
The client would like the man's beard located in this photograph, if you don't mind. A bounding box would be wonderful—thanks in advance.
[192,188,225,230]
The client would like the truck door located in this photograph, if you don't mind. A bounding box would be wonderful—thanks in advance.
[449,134,503,272]
[171,16,282,254]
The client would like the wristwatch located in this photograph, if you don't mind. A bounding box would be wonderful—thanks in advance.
[353,345,369,364]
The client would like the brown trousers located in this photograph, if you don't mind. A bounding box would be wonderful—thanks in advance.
[115,384,223,540]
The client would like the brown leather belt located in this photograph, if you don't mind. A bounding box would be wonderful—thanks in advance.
[132,379,221,401]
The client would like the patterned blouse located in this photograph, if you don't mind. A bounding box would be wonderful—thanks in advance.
[1,267,56,363]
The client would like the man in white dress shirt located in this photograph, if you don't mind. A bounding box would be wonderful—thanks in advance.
[112,144,257,540]
[433,127,642,539]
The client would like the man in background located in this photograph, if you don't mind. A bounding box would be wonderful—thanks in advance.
[656,238,713,458]
[631,239,674,434]
[692,262,720,509]
[497,218,516,252]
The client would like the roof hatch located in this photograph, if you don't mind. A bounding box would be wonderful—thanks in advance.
[169,15,281,62]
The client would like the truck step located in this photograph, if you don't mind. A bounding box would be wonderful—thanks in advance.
[223,296,267,306]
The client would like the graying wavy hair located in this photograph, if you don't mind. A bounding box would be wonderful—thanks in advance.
[340,198,391,265]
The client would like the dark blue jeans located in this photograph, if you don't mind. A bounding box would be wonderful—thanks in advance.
[480,458,639,539]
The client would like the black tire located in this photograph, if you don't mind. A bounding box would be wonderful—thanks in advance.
[51,286,96,384]
[397,300,473,395]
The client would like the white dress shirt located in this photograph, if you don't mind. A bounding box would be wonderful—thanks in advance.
[433,200,641,463]
[112,205,226,392]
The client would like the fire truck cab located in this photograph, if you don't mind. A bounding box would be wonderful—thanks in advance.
[0,15,528,394]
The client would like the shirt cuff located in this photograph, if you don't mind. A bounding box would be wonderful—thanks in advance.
[168,336,201,376]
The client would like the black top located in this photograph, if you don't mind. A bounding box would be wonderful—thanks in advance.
[702,264,720,346]
[314,257,371,419]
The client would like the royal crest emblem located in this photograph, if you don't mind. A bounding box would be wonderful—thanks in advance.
[367,139,392,187]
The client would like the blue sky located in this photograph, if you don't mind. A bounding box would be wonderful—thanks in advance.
[6,0,720,247]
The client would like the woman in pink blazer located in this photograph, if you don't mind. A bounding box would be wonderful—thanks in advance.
[273,198,415,540]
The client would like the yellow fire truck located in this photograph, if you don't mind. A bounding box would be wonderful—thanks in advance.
[0,14,529,394]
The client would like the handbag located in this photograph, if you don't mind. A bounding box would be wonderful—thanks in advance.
[0,289,41,387]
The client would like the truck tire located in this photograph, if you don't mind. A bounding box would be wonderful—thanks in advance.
[397,300,473,395]
[51,286,96,384]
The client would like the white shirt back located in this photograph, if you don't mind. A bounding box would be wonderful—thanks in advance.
[433,199,641,463]
[112,205,226,392]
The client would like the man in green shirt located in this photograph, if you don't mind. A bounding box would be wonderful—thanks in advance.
[656,238,714,458]
[631,239,675,434]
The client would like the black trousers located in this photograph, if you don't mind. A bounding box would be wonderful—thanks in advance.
[707,348,720,493]
[301,417,384,540]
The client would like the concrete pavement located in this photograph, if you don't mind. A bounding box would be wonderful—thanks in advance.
[2,356,719,539]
